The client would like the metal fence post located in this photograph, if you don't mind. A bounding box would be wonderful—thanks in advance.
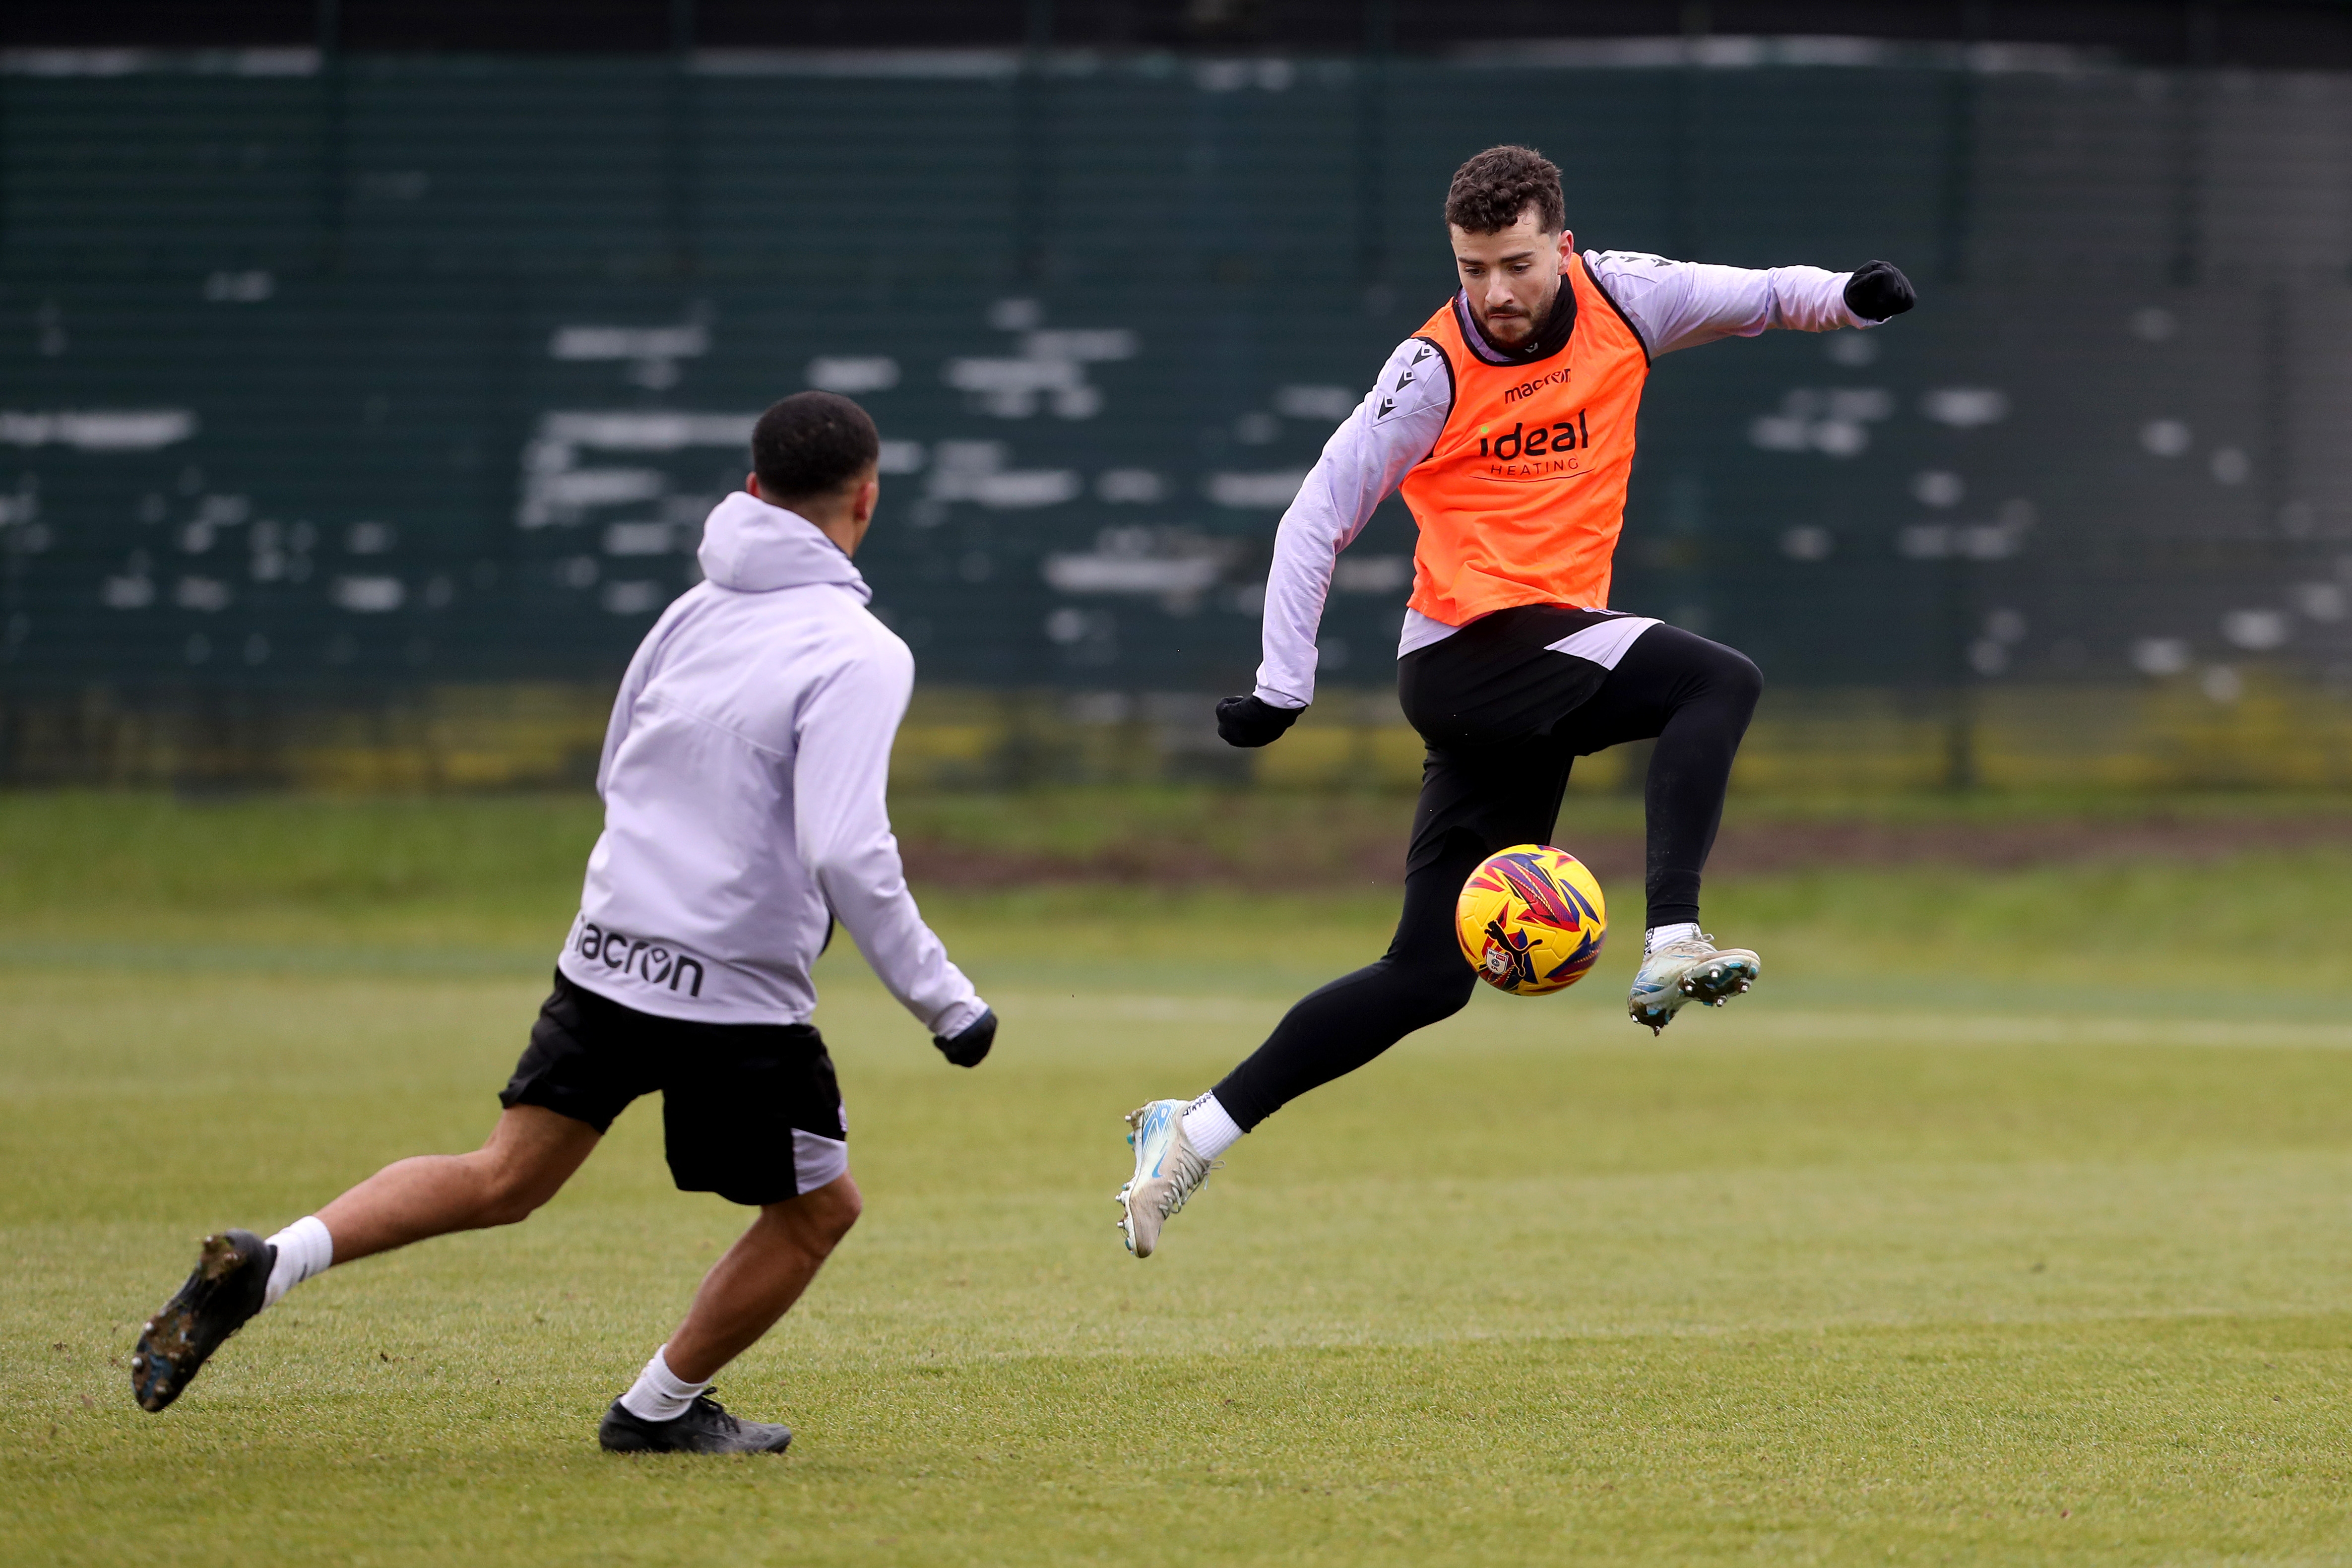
[1017,0,1056,283]
[1356,0,1393,297]
[1942,552,1977,790]
[314,0,346,274]
[1939,47,1979,787]
[665,0,697,276]
[2169,61,2207,287]
[1669,4,1711,261]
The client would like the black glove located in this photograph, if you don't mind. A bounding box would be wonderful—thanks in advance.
[1215,694,1302,749]
[933,1007,995,1068]
[1843,260,1916,323]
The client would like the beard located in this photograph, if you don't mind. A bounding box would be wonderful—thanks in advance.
[1473,278,1560,346]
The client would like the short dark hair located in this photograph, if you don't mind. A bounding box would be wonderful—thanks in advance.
[751,391,880,502]
[1444,144,1566,235]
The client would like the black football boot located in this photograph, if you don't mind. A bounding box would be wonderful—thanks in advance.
[131,1229,275,1413]
[598,1390,793,1454]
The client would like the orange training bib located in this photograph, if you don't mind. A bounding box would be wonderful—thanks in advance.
[1399,252,1651,626]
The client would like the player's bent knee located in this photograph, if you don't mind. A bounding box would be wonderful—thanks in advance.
[820,1183,862,1237]
[779,1174,861,1249]
[1717,647,1764,711]
[468,1158,568,1228]
[473,1179,551,1229]
[1690,640,1763,709]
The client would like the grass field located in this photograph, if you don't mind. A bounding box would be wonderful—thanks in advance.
[6,791,2352,1566]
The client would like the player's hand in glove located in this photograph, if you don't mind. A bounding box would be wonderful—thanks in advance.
[1843,260,1916,323]
[1215,694,1302,749]
[934,1007,996,1068]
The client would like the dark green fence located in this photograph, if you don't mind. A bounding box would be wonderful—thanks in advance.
[2,49,2350,714]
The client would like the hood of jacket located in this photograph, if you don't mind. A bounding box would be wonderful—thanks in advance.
[695,490,872,602]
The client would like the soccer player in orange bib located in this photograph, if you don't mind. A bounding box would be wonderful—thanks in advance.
[1116,144,1913,1257]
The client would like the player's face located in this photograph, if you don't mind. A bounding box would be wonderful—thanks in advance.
[1450,208,1574,347]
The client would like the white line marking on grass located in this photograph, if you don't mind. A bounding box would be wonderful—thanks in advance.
[1735,1009,2352,1052]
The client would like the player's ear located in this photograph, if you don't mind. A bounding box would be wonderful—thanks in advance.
[746,471,763,501]
[1558,229,1575,267]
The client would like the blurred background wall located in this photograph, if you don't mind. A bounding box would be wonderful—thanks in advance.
[7,1,2352,791]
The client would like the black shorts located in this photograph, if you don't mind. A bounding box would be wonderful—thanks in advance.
[499,971,848,1207]
[1396,603,1638,749]
[1395,605,1658,879]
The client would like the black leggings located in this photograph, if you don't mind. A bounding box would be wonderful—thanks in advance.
[1211,612,1761,1131]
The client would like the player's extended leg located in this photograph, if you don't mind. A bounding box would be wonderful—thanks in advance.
[315,1105,601,1259]
[131,1106,600,1413]
[1211,753,1557,1122]
[1114,737,1573,1256]
[664,1176,863,1380]
[597,1173,861,1455]
[594,1010,857,1454]
[1547,624,1765,1031]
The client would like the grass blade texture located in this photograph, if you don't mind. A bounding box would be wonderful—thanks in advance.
[4,790,2351,1567]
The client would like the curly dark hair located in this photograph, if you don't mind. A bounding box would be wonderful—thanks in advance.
[1443,144,1565,235]
[751,390,880,501]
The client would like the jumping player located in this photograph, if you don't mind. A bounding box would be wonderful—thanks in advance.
[1115,145,1913,1257]
[131,392,1000,1451]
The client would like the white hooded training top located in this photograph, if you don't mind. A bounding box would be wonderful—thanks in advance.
[557,490,986,1037]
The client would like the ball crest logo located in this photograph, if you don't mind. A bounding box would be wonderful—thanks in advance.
[1454,844,1608,996]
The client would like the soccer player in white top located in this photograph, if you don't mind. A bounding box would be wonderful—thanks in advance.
[131,392,999,1454]
[1115,145,1913,1258]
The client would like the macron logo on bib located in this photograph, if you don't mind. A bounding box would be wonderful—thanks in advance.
[1503,366,1573,404]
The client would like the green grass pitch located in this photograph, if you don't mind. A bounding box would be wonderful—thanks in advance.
[4,792,2351,1566]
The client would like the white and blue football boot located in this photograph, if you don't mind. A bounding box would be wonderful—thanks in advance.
[1628,933,1761,1035]
[1115,1099,1216,1259]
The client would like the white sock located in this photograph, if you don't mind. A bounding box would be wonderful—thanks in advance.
[618,1345,709,1424]
[1644,921,1703,956]
[1180,1092,1244,1161]
[261,1216,334,1309]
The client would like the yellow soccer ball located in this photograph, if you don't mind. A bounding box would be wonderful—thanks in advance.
[1456,844,1608,995]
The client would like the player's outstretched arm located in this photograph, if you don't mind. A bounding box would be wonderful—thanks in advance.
[1586,251,1915,356]
[1219,336,1451,747]
[792,638,991,1060]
